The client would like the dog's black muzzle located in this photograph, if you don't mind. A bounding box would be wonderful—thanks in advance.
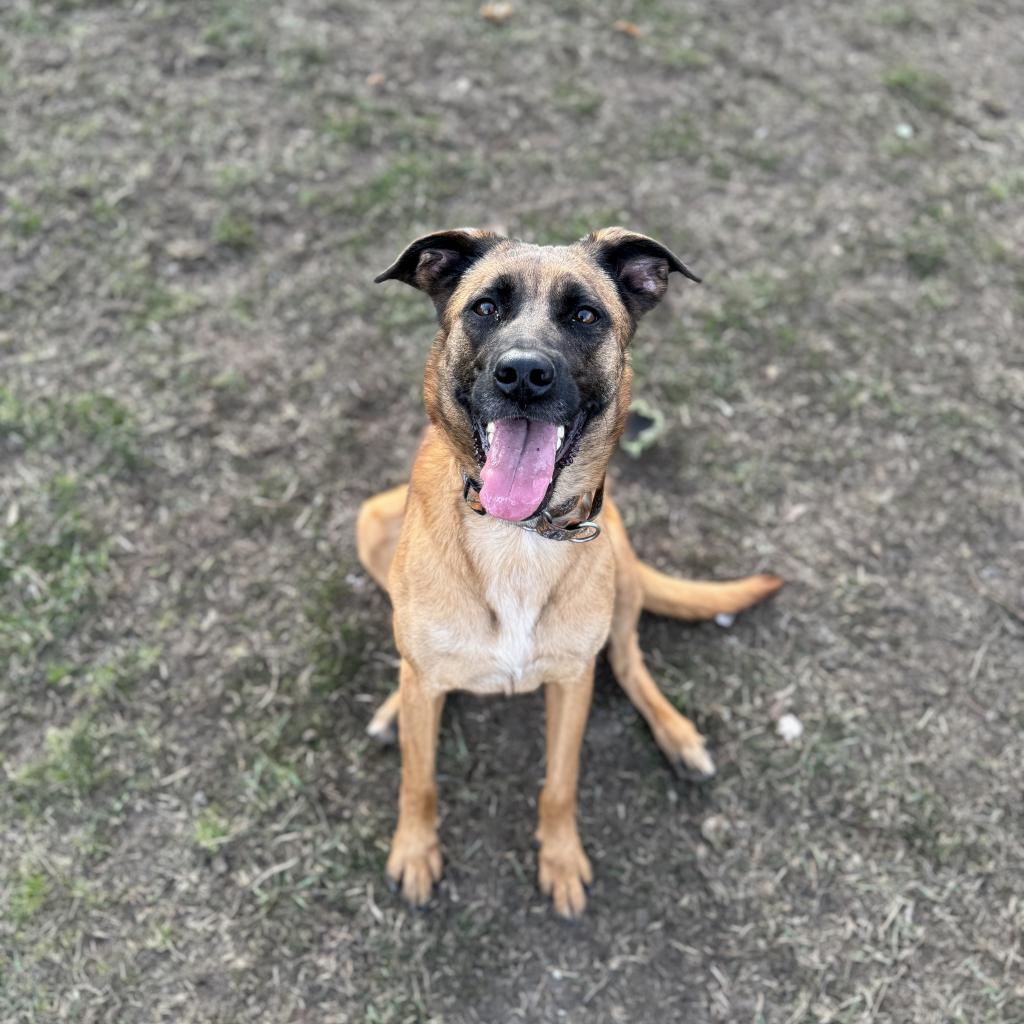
[469,345,580,427]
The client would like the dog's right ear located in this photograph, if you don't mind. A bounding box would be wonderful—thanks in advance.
[374,229,501,312]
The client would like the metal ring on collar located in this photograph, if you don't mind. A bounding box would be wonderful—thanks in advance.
[567,520,601,543]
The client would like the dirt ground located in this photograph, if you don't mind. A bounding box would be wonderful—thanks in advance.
[2,1,1022,1021]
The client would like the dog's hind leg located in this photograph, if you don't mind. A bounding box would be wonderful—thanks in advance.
[357,484,407,742]
[603,499,717,779]
[356,483,408,593]
[367,688,401,744]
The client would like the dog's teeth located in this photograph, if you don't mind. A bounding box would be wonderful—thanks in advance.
[486,422,495,443]
[556,425,565,450]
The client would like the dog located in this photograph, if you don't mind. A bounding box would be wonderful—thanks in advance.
[356,227,782,917]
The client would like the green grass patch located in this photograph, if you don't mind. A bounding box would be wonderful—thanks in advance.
[202,0,269,56]
[873,5,929,30]
[647,115,703,161]
[58,394,143,468]
[213,210,257,252]
[241,751,302,809]
[306,572,368,693]
[303,152,478,232]
[14,716,105,803]
[349,155,442,214]
[322,109,376,149]
[0,475,110,669]
[884,65,953,116]
[194,808,232,851]
[550,79,603,118]
[5,200,43,238]
[3,386,144,471]
[108,262,205,328]
[987,171,1024,203]
[8,867,50,925]
[83,643,163,701]
[213,161,264,194]
[512,207,624,247]
[0,386,29,436]
[903,231,949,279]
[653,43,710,71]
[321,102,442,154]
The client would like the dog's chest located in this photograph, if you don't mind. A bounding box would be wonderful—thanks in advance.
[477,575,550,693]
[416,528,609,695]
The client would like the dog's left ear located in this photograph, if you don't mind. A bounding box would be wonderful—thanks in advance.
[585,227,701,317]
[375,228,502,312]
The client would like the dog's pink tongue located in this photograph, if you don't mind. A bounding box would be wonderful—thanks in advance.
[479,418,559,521]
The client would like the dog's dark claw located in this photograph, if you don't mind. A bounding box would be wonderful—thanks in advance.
[367,722,397,746]
[670,757,717,785]
[385,873,400,895]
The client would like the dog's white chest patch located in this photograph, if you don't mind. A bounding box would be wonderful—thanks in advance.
[424,527,565,695]
[415,524,610,696]
[482,578,547,693]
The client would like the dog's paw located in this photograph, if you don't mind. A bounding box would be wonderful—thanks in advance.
[538,834,593,919]
[366,714,397,745]
[385,832,443,907]
[654,718,716,782]
[366,698,399,745]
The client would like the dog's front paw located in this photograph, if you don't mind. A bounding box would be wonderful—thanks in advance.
[386,830,443,907]
[654,715,716,781]
[537,833,593,919]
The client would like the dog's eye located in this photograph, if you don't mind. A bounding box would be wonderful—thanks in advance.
[472,299,497,317]
[573,306,599,325]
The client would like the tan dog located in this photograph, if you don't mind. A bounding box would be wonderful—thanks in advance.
[357,228,781,917]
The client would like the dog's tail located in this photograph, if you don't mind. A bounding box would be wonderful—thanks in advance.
[638,563,783,621]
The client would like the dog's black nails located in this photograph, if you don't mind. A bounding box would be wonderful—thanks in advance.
[671,758,716,785]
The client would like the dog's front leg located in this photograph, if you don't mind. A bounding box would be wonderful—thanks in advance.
[536,663,595,918]
[386,658,445,906]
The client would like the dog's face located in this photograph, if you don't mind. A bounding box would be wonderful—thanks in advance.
[376,228,699,521]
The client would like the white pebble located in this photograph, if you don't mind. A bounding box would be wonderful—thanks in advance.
[776,713,804,743]
[714,612,735,629]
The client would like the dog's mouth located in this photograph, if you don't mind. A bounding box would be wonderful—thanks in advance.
[470,409,589,522]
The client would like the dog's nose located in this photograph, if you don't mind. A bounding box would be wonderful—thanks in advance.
[493,348,556,402]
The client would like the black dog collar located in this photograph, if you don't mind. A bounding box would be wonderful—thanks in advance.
[461,472,604,543]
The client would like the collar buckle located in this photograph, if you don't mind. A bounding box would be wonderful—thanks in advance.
[525,509,601,543]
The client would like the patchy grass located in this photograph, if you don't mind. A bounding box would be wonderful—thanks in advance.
[193,807,232,851]
[647,115,703,161]
[1,1,1022,1022]
[212,209,257,252]
[0,390,143,471]
[201,0,269,56]
[13,716,105,804]
[904,230,950,278]
[0,475,109,671]
[987,170,1024,203]
[884,64,954,115]
[550,78,604,117]
[305,571,369,692]
[4,200,43,238]
[873,5,930,30]
[7,867,50,926]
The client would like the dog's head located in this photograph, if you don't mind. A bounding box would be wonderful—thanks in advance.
[375,227,700,522]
